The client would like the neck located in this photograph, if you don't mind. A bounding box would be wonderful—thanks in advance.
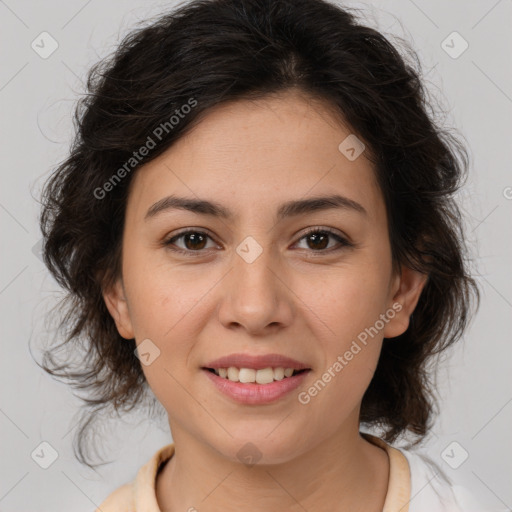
[156,421,389,512]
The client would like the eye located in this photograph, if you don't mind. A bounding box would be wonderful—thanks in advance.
[293,227,352,253]
[163,227,352,256]
[163,229,218,255]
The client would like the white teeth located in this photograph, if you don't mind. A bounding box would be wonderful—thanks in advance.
[273,367,285,380]
[227,367,239,382]
[212,366,302,384]
[239,368,256,383]
[255,367,274,384]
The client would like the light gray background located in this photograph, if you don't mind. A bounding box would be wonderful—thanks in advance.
[0,0,511,510]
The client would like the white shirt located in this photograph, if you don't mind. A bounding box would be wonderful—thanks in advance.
[402,448,506,511]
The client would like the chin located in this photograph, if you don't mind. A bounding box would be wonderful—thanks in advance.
[209,429,306,466]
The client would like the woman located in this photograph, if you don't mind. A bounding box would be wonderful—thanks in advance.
[38,0,484,510]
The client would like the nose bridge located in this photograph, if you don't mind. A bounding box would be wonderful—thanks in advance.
[233,236,278,309]
[218,235,293,332]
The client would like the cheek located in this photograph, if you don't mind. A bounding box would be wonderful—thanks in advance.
[300,281,385,417]
[303,263,392,342]
[123,251,202,337]
[296,259,390,400]
[125,272,200,408]
[119,248,201,377]
[311,348,380,423]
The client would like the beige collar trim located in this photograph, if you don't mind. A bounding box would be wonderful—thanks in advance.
[362,433,411,512]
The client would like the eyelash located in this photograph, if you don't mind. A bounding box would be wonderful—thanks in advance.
[162,227,353,257]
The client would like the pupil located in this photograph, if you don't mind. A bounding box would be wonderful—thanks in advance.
[308,232,328,250]
[185,233,206,250]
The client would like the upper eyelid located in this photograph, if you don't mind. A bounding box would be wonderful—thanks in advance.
[168,227,219,243]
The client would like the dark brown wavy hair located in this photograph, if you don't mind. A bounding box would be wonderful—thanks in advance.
[36,0,479,468]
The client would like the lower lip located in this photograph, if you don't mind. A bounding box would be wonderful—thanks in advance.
[202,369,310,405]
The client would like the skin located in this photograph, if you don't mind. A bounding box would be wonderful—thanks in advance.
[103,89,427,511]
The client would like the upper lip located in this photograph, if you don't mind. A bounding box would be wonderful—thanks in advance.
[203,353,311,371]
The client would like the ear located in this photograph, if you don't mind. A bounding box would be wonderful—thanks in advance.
[383,265,428,339]
[102,278,135,339]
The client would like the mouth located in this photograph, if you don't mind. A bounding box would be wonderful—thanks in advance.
[201,365,311,405]
[202,366,309,384]
[201,353,312,404]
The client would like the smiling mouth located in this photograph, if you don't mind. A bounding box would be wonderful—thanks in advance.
[203,367,309,384]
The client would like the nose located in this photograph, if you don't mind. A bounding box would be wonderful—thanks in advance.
[217,243,294,336]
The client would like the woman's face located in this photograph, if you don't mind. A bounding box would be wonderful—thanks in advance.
[104,90,425,463]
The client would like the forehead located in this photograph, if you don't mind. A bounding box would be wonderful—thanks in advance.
[125,90,385,223]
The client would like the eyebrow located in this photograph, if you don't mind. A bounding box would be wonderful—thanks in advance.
[144,193,367,221]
